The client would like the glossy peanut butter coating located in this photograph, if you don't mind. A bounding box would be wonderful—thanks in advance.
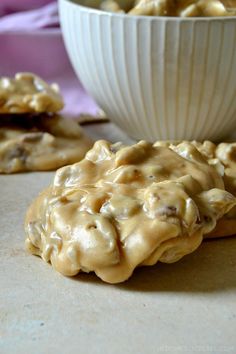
[156,140,236,237]
[25,140,235,283]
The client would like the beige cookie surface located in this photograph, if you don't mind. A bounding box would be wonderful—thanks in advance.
[155,140,236,238]
[0,114,93,173]
[99,0,236,16]
[100,0,125,13]
[130,0,236,16]
[0,73,64,114]
[25,140,235,283]
[196,141,236,238]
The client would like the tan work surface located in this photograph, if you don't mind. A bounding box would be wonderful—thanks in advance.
[0,123,236,354]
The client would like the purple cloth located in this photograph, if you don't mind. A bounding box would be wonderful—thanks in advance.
[0,0,99,117]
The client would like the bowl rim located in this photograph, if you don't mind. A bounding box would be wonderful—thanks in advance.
[60,0,236,21]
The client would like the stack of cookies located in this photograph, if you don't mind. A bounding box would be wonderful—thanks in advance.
[0,72,92,173]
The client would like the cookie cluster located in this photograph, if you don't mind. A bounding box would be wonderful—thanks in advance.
[100,0,236,16]
[0,73,92,173]
[25,140,236,283]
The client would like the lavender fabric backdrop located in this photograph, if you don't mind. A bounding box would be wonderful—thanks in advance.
[0,0,99,116]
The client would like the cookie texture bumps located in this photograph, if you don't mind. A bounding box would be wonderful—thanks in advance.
[156,140,236,238]
[100,0,236,16]
[0,72,93,173]
[0,114,92,173]
[25,140,236,283]
[0,73,64,114]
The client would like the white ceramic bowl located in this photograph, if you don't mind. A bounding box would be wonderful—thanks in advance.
[59,0,236,141]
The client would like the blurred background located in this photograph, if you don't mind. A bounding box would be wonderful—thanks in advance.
[0,0,99,117]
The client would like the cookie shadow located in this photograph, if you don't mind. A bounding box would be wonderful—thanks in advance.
[75,237,236,293]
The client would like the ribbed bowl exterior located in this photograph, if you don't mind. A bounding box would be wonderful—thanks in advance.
[59,0,236,141]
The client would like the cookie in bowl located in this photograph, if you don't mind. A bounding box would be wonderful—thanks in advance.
[59,0,236,141]
[103,0,236,16]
